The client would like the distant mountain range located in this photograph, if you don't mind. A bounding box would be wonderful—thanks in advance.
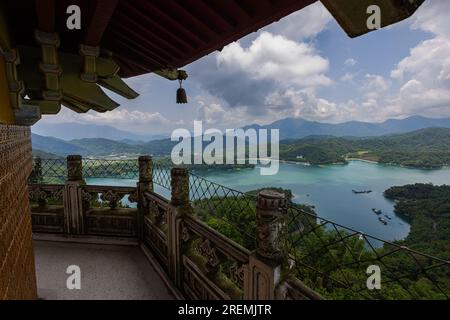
[31,122,168,142]
[31,134,175,157]
[32,127,450,169]
[31,116,450,143]
[244,116,450,140]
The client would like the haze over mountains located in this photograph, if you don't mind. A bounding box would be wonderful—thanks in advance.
[32,117,450,167]
[31,122,167,142]
[32,116,450,159]
[32,127,450,169]
[244,116,450,140]
[32,116,450,142]
[31,134,174,157]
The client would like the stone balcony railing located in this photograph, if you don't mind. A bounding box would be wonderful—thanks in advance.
[30,156,450,300]
[29,155,321,300]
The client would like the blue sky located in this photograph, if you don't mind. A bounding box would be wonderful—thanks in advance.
[34,1,450,135]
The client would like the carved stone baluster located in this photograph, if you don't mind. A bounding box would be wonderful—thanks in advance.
[81,188,93,210]
[64,155,85,235]
[256,190,288,260]
[100,190,122,210]
[230,261,246,289]
[197,239,221,276]
[170,166,190,208]
[153,202,166,228]
[29,187,48,210]
[137,156,153,241]
[169,166,192,286]
[247,190,288,300]
[67,155,83,182]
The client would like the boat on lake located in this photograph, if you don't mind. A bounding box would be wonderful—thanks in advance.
[378,217,388,225]
[372,208,383,215]
[353,189,373,194]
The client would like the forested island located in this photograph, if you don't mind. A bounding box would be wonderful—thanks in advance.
[384,183,450,259]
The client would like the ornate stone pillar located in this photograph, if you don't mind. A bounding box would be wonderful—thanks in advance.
[64,155,85,235]
[170,166,190,208]
[67,155,83,181]
[168,166,191,286]
[137,156,153,241]
[139,156,153,185]
[246,190,288,300]
[256,190,288,260]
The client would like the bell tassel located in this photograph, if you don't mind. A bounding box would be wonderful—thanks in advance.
[176,79,188,104]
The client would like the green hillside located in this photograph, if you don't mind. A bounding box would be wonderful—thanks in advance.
[32,128,450,169]
[280,128,450,168]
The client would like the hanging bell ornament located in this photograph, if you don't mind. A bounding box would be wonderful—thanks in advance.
[176,79,188,104]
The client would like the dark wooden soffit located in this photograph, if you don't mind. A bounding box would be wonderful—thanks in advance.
[4,0,318,78]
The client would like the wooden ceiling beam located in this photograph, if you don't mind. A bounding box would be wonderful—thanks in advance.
[162,1,218,38]
[84,0,119,46]
[136,0,208,46]
[108,25,180,64]
[191,0,236,32]
[110,13,185,59]
[107,31,168,68]
[35,0,55,32]
[118,1,197,52]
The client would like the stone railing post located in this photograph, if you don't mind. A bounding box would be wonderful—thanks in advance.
[170,166,190,207]
[64,155,85,235]
[168,166,191,286]
[137,156,153,241]
[246,190,288,300]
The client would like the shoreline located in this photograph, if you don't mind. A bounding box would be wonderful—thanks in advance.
[345,158,379,164]
[279,157,448,171]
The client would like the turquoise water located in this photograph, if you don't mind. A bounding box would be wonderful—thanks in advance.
[87,161,450,243]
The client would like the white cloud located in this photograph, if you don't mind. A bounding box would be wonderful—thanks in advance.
[386,1,450,119]
[344,58,357,66]
[410,1,450,38]
[340,73,354,82]
[81,109,171,125]
[190,21,334,125]
[264,89,338,121]
[192,92,252,128]
[217,32,331,88]
[363,74,390,96]
[262,2,332,40]
[47,107,175,126]
[391,38,450,82]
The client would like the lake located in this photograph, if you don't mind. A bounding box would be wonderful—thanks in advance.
[87,161,450,244]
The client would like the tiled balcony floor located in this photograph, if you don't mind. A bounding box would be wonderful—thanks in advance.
[34,241,175,300]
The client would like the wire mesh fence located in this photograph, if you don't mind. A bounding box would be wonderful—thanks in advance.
[83,159,139,179]
[29,158,67,184]
[189,172,257,250]
[152,163,172,190]
[31,158,171,187]
[287,205,450,300]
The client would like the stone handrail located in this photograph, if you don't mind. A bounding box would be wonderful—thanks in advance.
[29,155,321,300]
